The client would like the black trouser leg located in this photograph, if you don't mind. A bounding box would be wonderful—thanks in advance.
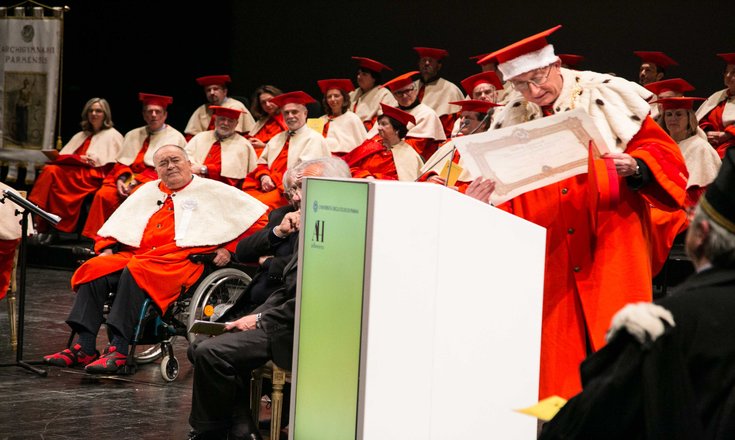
[105,267,149,343]
[188,329,270,433]
[66,270,122,336]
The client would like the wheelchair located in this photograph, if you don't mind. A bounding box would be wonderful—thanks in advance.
[67,254,254,381]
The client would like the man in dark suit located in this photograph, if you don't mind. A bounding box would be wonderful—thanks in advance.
[540,150,735,440]
[187,157,351,440]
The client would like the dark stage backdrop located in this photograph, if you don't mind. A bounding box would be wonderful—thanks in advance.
[22,0,734,142]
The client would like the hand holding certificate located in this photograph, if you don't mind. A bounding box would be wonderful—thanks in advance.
[453,108,610,205]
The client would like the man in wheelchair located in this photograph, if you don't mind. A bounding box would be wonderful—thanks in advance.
[44,145,268,373]
[187,157,351,440]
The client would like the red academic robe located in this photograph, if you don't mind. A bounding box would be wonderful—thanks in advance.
[0,239,19,301]
[404,136,441,162]
[248,114,287,157]
[72,183,267,313]
[199,142,242,187]
[28,136,111,233]
[497,117,687,400]
[699,99,735,159]
[241,146,290,212]
[81,141,158,240]
[343,139,399,180]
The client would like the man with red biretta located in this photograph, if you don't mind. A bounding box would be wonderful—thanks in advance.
[185,75,255,139]
[481,25,687,400]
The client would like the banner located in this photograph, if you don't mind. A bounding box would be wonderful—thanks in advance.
[0,15,61,151]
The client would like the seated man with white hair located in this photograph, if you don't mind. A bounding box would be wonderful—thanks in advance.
[44,145,268,373]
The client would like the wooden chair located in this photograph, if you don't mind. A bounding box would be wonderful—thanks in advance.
[251,361,291,440]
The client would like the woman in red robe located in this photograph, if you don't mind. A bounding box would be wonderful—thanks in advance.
[28,98,123,244]
[247,85,286,157]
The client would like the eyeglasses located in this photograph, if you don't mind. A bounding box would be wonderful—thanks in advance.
[510,65,554,92]
[393,86,416,97]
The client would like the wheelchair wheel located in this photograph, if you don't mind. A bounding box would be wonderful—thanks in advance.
[187,268,251,342]
[160,355,179,382]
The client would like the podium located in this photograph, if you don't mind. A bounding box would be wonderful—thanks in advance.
[290,178,546,439]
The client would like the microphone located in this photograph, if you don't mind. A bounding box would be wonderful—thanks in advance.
[157,200,163,206]
[414,107,494,183]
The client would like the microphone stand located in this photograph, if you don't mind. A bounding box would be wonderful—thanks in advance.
[0,190,60,377]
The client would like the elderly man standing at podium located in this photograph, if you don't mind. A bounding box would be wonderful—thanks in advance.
[477,25,687,400]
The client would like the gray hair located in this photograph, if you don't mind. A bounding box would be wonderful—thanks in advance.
[692,205,735,267]
[283,156,351,190]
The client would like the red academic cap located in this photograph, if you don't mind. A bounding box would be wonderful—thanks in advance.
[644,78,695,96]
[414,47,449,60]
[491,25,562,79]
[379,103,416,126]
[558,54,584,68]
[352,56,392,72]
[650,96,704,111]
[209,105,243,120]
[717,53,735,64]
[269,91,316,108]
[460,72,503,95]
[383,71,420,92]
[449,99,501,113]
[196,75,232,87]
[317,79,355,95]
[475,50,499,66]
[633,51,678,68]
[138,93,173,108]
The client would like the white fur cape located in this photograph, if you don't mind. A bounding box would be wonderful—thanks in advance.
[58,128,123,166]
[97,175,267,248]
[185,131,258,178]
[696,89,735,126]
[116,125,187,167]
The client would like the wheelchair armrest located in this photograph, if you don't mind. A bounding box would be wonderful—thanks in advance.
[188,253,217,264]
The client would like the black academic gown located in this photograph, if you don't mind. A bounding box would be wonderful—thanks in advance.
[540,267,735,440]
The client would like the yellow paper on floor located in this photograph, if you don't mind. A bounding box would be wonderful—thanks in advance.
[306,118,325,134]
[514,395,567,421]
[440,160,463,187]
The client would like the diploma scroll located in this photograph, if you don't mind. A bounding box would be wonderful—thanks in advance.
[453,108,610,205]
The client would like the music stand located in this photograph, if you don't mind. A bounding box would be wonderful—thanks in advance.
[0,189,61,377]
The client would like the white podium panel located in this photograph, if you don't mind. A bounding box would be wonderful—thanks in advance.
[292,179,546,440]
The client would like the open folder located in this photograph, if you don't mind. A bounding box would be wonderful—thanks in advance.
[188,320,227,336]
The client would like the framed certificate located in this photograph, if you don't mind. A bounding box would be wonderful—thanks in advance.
[454,108,610,204]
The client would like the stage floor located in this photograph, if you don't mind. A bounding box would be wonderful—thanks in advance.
[0,267,199,439]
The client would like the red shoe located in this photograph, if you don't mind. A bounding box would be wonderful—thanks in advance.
[84,345,127,374]
[44,344,99,367]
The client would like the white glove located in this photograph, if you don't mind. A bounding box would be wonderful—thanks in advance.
[605,302,675,344]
